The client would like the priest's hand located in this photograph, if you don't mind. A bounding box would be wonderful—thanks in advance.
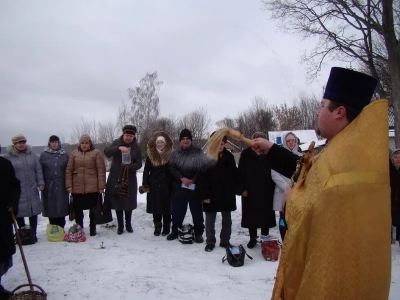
[203,199,210,203]
[251,138,274,153]
[242,190,248,197]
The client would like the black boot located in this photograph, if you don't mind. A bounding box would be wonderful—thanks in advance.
[154,221,162,236]
[125,210,133,233]
[162,215,171,236]
[116,210,124,235]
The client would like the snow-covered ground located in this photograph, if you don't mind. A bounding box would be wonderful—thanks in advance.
[3,172,400,299]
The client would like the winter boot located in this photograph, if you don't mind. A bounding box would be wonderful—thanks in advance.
[116,210,124,235]
[247,238,258,249]
[154,221,162,236]
[125,210,133,233]
[162,221,171,236]
[166,231,178,241]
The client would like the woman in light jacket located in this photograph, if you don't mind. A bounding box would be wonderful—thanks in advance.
[4,134,44,242]
[39,135,69,229]
[104,125,142,235]
[66,134,106,236]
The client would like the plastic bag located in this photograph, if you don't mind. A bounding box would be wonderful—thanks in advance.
[46,224,65,242]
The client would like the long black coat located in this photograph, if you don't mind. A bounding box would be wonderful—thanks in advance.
[0,157,21,261]
[197,148,238,212]
[238,147,276,229]
[142,131,174,215]
[104,136,142,211]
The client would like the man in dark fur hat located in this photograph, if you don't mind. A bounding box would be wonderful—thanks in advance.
[166,128,214,243]
[253,67,390,299]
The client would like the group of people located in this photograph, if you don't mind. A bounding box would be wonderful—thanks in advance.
[1,66,399,299]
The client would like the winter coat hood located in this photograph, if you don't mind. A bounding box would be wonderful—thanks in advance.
[6,144,32,156]
[282,132,302,156]
[146,131,174,167]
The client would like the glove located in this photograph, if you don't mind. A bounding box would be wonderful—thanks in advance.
[138,185,150,194]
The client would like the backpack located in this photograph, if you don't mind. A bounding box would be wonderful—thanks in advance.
[178,224,195,244]
[222,245,253,267]
[261,236,282,261]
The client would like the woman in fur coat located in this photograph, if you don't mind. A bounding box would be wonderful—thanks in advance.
[141,131,174,236]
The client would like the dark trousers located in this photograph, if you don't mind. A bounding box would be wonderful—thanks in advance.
[16,215,38,232]
[74,209,95,229]
[248,227,269,240]
[116,210,132,228]
[153,214,171,225]
[49,217,66,229]
[279,211,287,242]
[205,211,232,245]
[171,194,204,236]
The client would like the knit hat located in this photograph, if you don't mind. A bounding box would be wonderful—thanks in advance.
[251,132,266,139]
[49,135,60,143]
[122,125,137,135]
[79,134,91,144]
[156,136,166,144]
[323,67,378,110]
[12,134,27,144]
[179,128,192,141]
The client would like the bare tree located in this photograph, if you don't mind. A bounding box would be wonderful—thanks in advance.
[71,117,98,144]
[177,107,212,146]
[116,100,133,132]
[274,103,303,130]
[216,117,236,129]
[234,98,276,148]
[263,0,400,147]
[294,93,321,130]
[127,71,163,139]
[97,121,117,144]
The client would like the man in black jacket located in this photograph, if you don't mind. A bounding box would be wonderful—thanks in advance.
[0,155,21,299]
[167,129,214,242]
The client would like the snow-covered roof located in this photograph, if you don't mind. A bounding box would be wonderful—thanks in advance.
[299,139,327,151]
[268,130,319,144]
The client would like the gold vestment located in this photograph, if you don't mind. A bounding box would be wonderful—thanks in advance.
[272,99,391,300]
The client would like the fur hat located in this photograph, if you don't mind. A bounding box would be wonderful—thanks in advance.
[156,136,166,144]
[179,128,192,141]
[79,134,92,144]
[49,135,60,143]
[323,67,378,110]
[251,132,266,139]
[12,134,27,144]
[122,125,137,135]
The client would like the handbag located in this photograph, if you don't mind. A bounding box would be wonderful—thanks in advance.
[15,226,36,246]
[69,195,75,221]
[113,165,129,200]
[94,193,113,225]
[222,244,253,267]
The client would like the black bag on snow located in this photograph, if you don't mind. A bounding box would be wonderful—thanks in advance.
[222,244,253,267]
[15,226,36,246]
[94,193,113,225]
[178,224,195,244]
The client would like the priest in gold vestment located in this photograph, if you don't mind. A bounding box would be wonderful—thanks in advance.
[253,67,391,300]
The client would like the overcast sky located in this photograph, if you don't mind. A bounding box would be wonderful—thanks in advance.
[0,0,333,146]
